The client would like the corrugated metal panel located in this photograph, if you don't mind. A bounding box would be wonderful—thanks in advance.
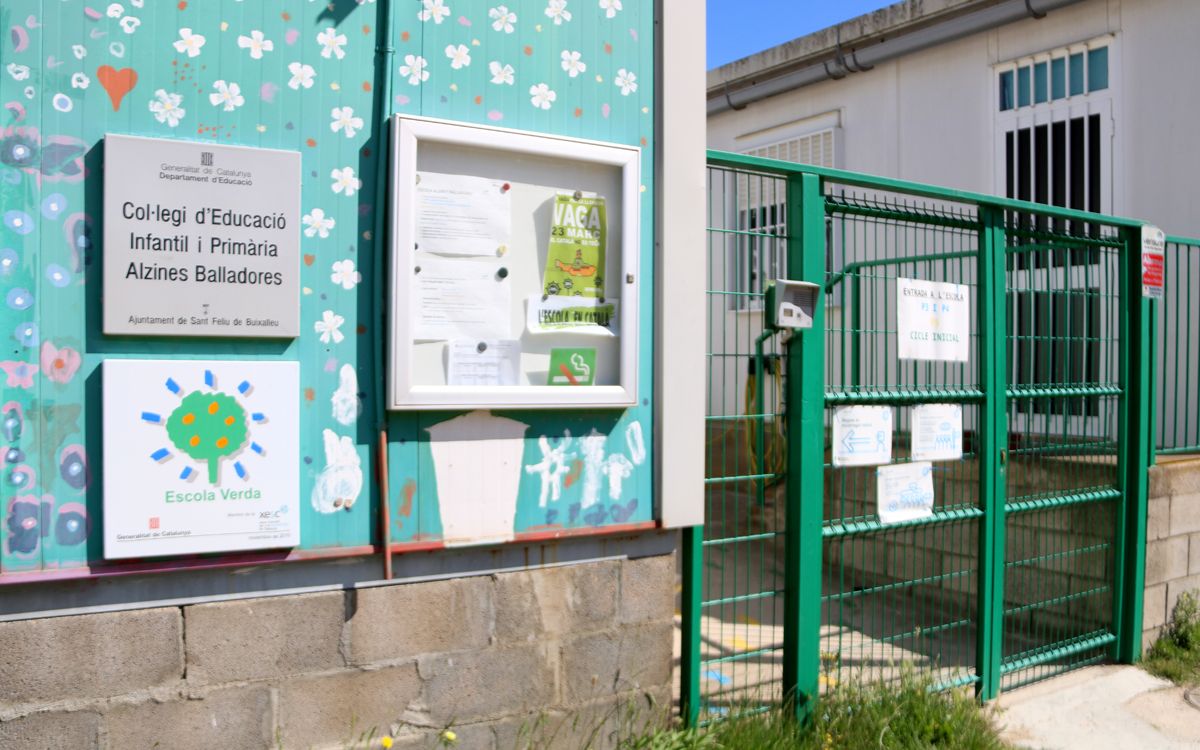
[0,0,656,578]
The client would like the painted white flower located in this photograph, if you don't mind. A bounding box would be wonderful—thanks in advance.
[418,0,451,24]
[72,44,87,60]
[71,72,90,90]
[599,0,622,18]
[173,28,205,57]
[149,89,185,127]
[208,80,244,111]
[489,61,514,85]
[105,3,124,18]
[237,30,273,59]
[561,50,586,78]
[545,0,571,25]
[315,310,345,344]
[119,16,141,34]
[331,166,362,197]
[303,208,336,238]
[400,54,429,85]
[331,259,361,290]
[529,82,556,110]
[288,62,316,89]
[489,5,517,33]
[330,106,364,139]
[615,68,637,96]
[317,27,348,60]
[6,64,30,82]
[445,44,471,70]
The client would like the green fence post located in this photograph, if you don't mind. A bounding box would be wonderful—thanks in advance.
[680,524,703,726]
[782,172,825,721]
[1115,226,1151,663]
[975,206,1009,700]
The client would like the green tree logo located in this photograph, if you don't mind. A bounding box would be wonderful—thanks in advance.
[165,391,248,484]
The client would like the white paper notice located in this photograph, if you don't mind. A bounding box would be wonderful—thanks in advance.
[831,406,893,467]
[526,294,619,336]
[416,172,512,256]
[414,257,512,341]
[897,277,970,362]
[877,462,935,525]
[911,403,963,461]
[447,339,520,386]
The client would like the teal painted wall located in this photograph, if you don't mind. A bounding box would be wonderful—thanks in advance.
[0,0,655,577]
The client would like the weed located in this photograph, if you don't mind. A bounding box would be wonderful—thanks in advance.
[1143,589,1200,685]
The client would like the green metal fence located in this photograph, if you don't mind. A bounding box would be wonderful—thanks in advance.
[683,151,1153,724]
[1154,237,1200,453]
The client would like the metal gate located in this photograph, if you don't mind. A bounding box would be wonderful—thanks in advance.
[682,152,1152,724]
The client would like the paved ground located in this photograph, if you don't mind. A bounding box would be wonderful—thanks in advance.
[995,665,1200,749]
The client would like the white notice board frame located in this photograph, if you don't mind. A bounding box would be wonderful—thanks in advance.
[388,115,641,410]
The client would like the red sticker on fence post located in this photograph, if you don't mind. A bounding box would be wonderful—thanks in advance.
[1142,225,1165,299]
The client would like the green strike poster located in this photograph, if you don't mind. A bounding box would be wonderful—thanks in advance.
[543,193,606,299]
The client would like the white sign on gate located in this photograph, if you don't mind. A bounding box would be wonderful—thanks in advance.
[103,134,301,337]
[877,461,935,525]
[897,277,970,362]
[102,359,300,559]
[832,406,893,467]
[910,403,963,461]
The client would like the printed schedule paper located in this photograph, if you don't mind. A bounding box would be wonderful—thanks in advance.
[415,171,512,256]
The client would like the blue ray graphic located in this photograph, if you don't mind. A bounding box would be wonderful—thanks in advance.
[250,442,264,455]
[179,466,194,480]
[141,412,162,424]
[234,461,246,479]
[251,413,266,423]
[204,370,214,387]
[237,380,251,394]
[165,377,181,395]
[150,448,171,461]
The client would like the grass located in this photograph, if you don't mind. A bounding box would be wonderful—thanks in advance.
[320,669,1011,749]
[1142,590,1200,686]
[614,668,1010,750]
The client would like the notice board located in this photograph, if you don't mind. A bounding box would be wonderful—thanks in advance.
[388,115,640,409]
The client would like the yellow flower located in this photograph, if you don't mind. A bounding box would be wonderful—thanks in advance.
[380,737,393,749]
[441,729,458,743]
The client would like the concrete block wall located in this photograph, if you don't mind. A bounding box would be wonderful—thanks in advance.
[0,555,676,750]
[1142,457,1200,650]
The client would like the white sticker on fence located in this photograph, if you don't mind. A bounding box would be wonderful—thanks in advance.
[897,277,970,362]
[911,403,963,461]
[877,462,935,525]
[832,406,893,467]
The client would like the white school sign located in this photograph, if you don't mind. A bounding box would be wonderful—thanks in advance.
[103,134,300,337]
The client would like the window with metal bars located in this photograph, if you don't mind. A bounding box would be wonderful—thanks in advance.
[997,41,1113,418]
[728,130,837,311]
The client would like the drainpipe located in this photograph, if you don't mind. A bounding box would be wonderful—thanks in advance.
[372,0,396,580]
[709,0,1085,116]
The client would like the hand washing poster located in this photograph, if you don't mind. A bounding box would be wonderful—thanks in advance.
[877,462,935,525]
[102,359,299,558]
[543,193,606,300]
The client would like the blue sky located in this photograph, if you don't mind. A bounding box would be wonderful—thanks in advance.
[708,0,899,69]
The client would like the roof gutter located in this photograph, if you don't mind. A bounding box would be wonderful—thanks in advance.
[709,0,1085,116]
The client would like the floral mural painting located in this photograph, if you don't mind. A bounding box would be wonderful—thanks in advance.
[0,0,654,573]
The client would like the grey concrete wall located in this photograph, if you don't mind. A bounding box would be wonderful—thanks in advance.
[1142,457,1200,650]
[0,555,676,750]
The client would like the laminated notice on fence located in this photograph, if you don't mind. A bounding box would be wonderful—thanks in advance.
[832,406,893,467]
[1142,225,1165,299]
[910,403,963,461]
[877,462,935,525]
[897,278,970,362]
